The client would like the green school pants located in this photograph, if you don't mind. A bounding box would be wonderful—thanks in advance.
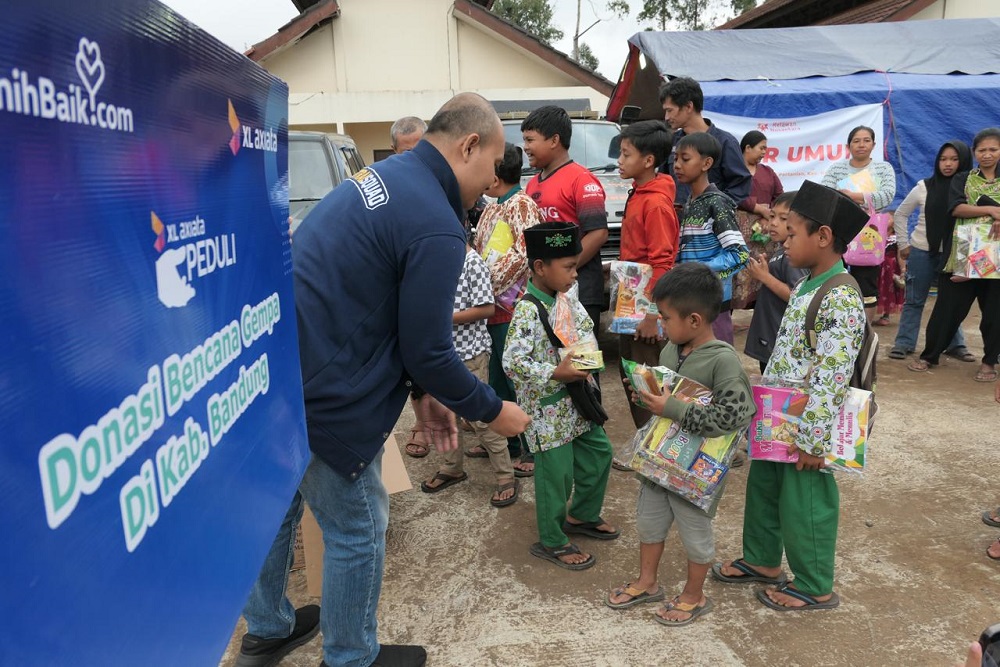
[534,425,613,548]
[742,460,840,597]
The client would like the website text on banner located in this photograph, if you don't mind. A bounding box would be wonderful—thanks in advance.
[0,1,305,666]
[705,104,885,192]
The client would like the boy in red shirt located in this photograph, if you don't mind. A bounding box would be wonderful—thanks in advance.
[615,120,680,429]
[522,106,609,332]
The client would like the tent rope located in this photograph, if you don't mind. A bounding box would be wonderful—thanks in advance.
[878,69,907,196]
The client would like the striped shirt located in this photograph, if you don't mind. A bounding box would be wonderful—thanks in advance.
[677,184,750,303]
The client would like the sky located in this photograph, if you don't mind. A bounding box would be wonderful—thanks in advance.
[157,0,696,81]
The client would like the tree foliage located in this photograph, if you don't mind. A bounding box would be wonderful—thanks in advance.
[492,0,564,45]
[632,0,761,30]
[577,42,599,70]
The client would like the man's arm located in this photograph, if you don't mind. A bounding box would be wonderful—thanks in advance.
[398,234,502,424]
[719,135,752,207]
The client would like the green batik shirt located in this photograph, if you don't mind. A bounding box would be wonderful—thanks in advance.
[502,280,594,453]
[764,261,865,456]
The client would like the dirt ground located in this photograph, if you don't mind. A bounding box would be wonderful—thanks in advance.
[220,304,1000,667]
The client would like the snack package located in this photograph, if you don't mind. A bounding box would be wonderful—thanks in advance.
[609,261,660,335]
[481,220,513,267]
[621,359,680,409]
[953,222,1000,279]
[748,379,872,474]
[619,373,742,510]
[559,338,604,372]
[551,283,581,346]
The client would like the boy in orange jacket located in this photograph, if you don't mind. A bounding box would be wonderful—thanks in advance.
[616,120,680,429]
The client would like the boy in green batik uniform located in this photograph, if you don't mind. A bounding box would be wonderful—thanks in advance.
[712,180,869,611]
[503,222,618,571]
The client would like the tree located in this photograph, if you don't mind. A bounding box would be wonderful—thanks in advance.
[730,0,758,16]
[572,0,630,62]
[636,0,713,31]
[492,0,563,45]
[577,42,599,70]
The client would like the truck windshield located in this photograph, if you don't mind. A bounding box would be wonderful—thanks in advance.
[289,140,336,200]
[503,121,620,173]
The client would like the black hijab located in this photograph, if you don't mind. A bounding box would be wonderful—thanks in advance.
[924,140,972,254]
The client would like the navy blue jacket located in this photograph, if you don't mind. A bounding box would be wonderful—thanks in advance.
[292,141,503,480]
[664,119,752,209]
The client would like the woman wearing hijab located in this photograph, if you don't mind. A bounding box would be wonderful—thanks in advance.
[732,130,784,310]
[910,128,1000,382]
[888,140,974,360]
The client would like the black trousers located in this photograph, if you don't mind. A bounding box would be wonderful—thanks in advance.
[919,275,1000,365]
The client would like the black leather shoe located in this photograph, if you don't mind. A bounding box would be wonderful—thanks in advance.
[321,644,427,667]
[236,604,321,667]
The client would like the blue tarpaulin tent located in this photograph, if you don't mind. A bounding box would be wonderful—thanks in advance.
[607,19,1000,206]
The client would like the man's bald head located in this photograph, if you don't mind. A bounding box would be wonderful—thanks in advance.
[426,92,501,144]
[424,93,505,211]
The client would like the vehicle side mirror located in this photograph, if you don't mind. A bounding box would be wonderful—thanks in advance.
[620,105,642,124]
[608,135,621,160]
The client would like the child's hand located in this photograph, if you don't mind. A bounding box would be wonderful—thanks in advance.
[634,387,667,416]
[552,353,591,383]
[795,450,826,471]
[746,255,770,282]
[634,315,661,345]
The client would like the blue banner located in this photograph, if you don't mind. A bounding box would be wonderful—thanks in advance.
[0,2,307,665]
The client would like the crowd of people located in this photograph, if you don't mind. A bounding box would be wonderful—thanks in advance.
[230,84,1000,667]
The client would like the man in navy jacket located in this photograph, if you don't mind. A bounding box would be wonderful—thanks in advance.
[236,93,530,667]
[659,76,752,209]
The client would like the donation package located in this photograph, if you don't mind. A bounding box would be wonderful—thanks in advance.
[0,2,305,665]
[620,361,742,510]
[552,284,604,372]
[609,261,661,335]
[748,379,872,473]
[952,221,1000,279]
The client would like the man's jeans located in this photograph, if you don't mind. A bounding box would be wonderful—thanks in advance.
[242,451,388,667]
[893,247,965,353]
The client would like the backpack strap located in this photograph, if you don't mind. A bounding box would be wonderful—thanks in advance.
[521,293,563,350]
[804,272,862,351]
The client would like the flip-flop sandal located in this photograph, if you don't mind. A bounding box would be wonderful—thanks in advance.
[420,472,468,494]
[988,539,1000,561]
[611,457,633,472]
[529,542,595,571]
[606,584,665,610]
[873,316,891,327]
[888,348,910,360]
[513,458,534,478]
[489,479,519,508]
[711,559,787,585]
[404,429,429,458]
[907,359,934,373]
[563,517,621,540]
[756,584,840,611]
[984,510,1000,528]
[944,348,978,363]
[464,446,489,458]
[653,596,714,626]
[974,369,999,383]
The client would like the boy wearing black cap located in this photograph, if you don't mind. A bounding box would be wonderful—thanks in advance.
[712,180,869,611]
[503,222,617,571]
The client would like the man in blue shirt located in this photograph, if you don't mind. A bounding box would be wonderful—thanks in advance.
[236,93,531,667]
[659,76,752,209]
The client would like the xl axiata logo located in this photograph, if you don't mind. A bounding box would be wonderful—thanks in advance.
[0,37,134,132]
[152,211,237,308]
[228,99,277,155]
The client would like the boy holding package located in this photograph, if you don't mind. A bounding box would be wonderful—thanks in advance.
[421,244,519,508]
[503,222,618,571]
[616,119,680,428]
[744,191,809,373]
[672,132,750,346]
[713,180,869,611]
[606,263,754,625]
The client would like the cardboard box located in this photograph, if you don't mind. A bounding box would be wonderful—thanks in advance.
[302,434,411,597]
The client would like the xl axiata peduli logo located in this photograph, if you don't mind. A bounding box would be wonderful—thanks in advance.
[152,211,237,308]
[228,99,277,155]
[0,37,134,132]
